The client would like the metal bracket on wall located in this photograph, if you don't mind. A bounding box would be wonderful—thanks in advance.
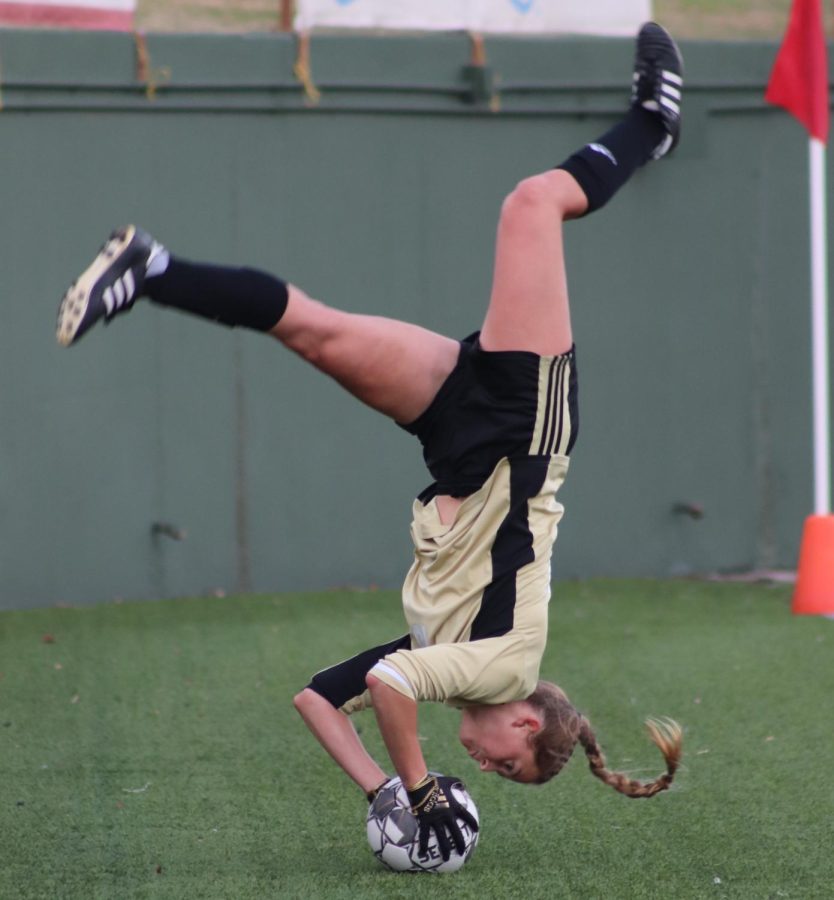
[293,31,321,106]
[151,522,187,541]
[463,33,499,111]
[672,503,705,520]
[134,31,171,101]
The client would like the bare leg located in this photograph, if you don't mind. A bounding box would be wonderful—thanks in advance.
[480,169,588,356]
[271,286,460,424]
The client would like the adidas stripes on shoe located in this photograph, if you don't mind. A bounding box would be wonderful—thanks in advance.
[56,225,166,347]
[630,22,684,160]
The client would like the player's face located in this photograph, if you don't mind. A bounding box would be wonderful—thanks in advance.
[458,701,542,784]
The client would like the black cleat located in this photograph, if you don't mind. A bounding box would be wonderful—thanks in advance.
[56,225,165,347]
[631,22,684,160]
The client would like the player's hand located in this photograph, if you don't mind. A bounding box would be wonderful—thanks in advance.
[365,779,389,804]
[406,774,479,861]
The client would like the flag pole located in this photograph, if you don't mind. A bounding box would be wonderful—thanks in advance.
[794,135,834,616]
[768,0,834,614]
[809,135,830,516]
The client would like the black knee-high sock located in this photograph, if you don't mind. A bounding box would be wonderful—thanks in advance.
[556,107,667,214]
[144,258,289,331]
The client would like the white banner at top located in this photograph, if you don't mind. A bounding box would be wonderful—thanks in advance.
[294,0,652,36]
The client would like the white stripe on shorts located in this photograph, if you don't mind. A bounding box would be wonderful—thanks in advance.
[529,353,573,456]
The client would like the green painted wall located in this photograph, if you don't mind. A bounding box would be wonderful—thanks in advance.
[0,29,829,608]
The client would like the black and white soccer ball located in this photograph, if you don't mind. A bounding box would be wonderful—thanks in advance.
[366,775,479,873]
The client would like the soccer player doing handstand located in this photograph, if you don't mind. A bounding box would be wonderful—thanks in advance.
[57,23,685,862]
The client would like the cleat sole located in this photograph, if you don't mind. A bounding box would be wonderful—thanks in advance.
[56,226,136,347]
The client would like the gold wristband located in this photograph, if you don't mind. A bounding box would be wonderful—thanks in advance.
[407,772,433,793]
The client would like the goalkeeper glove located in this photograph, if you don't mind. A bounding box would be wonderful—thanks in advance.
[406,774,478,861]
[365,779,389,804]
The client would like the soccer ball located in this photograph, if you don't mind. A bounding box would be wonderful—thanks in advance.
[366,775,479,873]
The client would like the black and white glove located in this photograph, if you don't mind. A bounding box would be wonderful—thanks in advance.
[406,774,479,861]
[365,780,389,804]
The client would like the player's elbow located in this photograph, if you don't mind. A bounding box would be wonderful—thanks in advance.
[293,686,317,716]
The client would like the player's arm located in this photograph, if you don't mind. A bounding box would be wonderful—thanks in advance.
[293,687,388,797]
[366,674,478,861]
[365,674,427,787]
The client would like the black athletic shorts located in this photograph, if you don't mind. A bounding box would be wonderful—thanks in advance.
[400,332,578,500]
[308,635,411,710]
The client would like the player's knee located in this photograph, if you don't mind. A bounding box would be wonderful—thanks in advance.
[499,175,555,231]
[500,172,575,229]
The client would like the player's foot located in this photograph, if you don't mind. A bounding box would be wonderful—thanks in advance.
[630,22,683,160]
[56,225,165,347]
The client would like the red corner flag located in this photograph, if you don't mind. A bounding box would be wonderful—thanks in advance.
[766,0,830,143]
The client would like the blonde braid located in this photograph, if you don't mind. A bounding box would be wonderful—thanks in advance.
[579,715,682,798]
[528,681,682,796]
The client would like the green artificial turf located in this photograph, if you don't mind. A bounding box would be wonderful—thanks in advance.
[1,580,832,899]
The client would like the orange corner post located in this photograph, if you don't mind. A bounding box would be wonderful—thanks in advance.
[792,515,834,615]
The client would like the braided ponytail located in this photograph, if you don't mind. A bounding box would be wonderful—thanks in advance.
[578,715,682,798]
[527,681,682,796]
